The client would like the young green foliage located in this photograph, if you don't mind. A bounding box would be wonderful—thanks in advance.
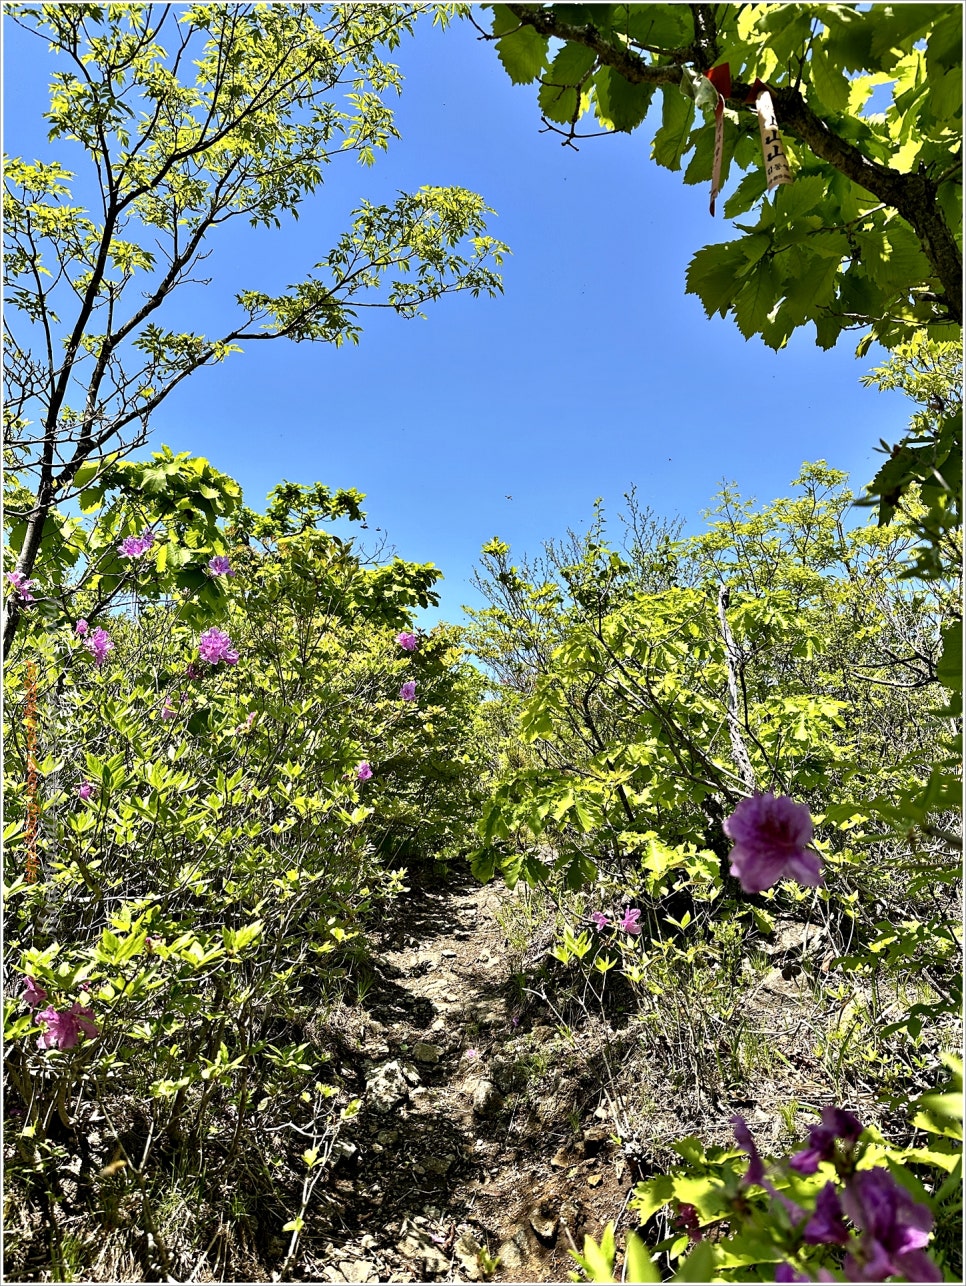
[4,3,507,656]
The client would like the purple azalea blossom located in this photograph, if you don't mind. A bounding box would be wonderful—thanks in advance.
[399,680,416,702]
[733,1115,767,1186]
[356,761,373,782]
[6,571,39,602]
[675,1203,703,1242]
[185,662,202,680]
[84,626,114,668]
[75,619,89,636]
[35,1002,100,1051]
[841,1168,941,1283]
[78,781,94,801]
[118,534,152,558]
[590,911,611,930]
[775,1266,836,1284]
[791,1106,864,1174]
[22,977,48,1010]
[208,555,235,577]
[619,907,642,934]
[198,626,239,666]
[732,1117,806,1221]
[396,631,418,651]
[161,698,177,721]
[724,792,822,894]
[803,1182,850,1246]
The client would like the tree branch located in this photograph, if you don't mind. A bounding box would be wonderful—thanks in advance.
[504,2,963,323]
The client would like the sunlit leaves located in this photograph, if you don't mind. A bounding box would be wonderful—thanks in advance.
[483,2,962,350]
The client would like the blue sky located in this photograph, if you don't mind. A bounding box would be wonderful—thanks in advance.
[4,11,913,625]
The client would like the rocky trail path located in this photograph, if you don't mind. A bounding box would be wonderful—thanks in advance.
[289,876,632,1285]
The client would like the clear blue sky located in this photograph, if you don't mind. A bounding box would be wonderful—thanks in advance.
[3,11,913,625]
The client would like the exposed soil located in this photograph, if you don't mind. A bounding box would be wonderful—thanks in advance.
[275,874,633,1285]
[10,873,933,1284]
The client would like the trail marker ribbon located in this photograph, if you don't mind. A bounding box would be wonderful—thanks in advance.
[706,64,732,216]
[747,80,794,191]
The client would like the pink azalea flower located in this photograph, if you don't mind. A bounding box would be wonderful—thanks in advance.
[84,626,113,667]
[790,1107,863,1175]
[198,626,238,666]
[464,1048,479,1060]
[118,535,150,558]
[75,619,89,636]
[78,781,94,801]
[35,1002,99,1051]
[841,1168,941,1282]
[22,977,48,1010]
[732,1116,806,1220]
[619,907,641,934]
[590,911,611,930]
[675,1203,703,1242]
[185,662,202,680]
[6,571,39,602]
[208,555,235,577]
[776,1266,836,1283]
[161,697,177,721]
[803,1183,850,1246]
[396,631,417,651]
[356,761,373,782]
[400,680,416,702]
[724,793,821,894]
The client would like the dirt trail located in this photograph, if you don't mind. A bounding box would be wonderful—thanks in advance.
[290,875,631,1284]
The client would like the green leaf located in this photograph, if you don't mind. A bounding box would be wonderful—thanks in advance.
[470,846,497,883]
[652,85,695,171]
[633,1175,676,1223]
[809,37,851,113]
[733,255,783,342]
[673,1240,718,1283]
[492,8,549,85]
[686,241,749,317]
[722,168,768,219]
[546,41,597,88]
[624,1232,660,1283]
[594,67,654,133]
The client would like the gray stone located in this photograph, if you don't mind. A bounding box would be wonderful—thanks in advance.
[375,1130,399,1146]
[529,1208,558,1242]
[471,1080,503,1117]
[582,1126,611,1157]
[496,1238,523,1272]
[453,1234,482,1281]
[339,1261,377,1283]
[366,1061,410,1113]
[422,1154,452,1175]
[413,1042,443,1064]
[396,1226,449,1277]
